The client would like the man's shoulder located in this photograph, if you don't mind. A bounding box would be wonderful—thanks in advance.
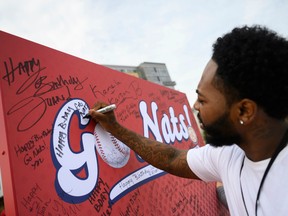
[190,144,244,162]
[204,143,243,153]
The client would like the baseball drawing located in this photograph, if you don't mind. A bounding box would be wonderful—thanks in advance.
[94,124,130,168]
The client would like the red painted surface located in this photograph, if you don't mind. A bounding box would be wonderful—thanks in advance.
[0,31,229,216]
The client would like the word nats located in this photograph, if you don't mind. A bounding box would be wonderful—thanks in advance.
[139,101,192,144]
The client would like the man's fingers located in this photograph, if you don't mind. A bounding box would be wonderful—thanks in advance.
[92,101,108,110]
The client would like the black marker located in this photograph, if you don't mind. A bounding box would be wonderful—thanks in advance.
[83,104,117,119]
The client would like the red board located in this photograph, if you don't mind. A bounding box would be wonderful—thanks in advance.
[0,31,229,215]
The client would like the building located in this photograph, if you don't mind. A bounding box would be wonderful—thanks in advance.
[104,62,176,89]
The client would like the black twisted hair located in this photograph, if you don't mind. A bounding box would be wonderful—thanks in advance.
[212,25,288,119]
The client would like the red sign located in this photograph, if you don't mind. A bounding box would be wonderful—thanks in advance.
[0,31,228,215]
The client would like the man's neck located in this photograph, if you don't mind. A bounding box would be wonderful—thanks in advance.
[239,121,288,161]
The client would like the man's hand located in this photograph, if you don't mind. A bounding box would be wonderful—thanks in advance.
[88,101,118,133]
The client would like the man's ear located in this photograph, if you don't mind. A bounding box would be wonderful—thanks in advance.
[236,99,257,124]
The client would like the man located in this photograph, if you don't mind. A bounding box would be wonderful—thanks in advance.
[89,25,288,215]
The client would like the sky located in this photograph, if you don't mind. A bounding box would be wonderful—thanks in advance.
[1,0,288,105]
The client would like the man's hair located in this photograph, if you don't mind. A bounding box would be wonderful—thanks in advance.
[212,25,288,119]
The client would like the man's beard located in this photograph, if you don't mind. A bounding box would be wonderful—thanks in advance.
[198,111,242,147]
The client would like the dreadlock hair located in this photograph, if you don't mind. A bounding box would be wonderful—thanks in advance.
[212,25,288,119]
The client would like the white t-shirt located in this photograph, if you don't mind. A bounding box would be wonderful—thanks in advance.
[187,144,288,216]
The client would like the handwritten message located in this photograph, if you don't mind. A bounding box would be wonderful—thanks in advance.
[21,183,82,216]
[14,128,51,169]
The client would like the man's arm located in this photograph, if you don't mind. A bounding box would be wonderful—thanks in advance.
[89,102,200,180]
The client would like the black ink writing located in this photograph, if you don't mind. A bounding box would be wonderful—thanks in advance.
[5,57,88,131]
[2,57,45,86]
[108,81,142,106]
[90,80,121,98]
[21,183,42,212]
[120,190,143,216]
[14,128,51,157]
[23,140,46,170]
[171,191,205,216]
[88,178,112,215]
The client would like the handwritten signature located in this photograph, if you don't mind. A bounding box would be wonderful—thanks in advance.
[2,57,87,131]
